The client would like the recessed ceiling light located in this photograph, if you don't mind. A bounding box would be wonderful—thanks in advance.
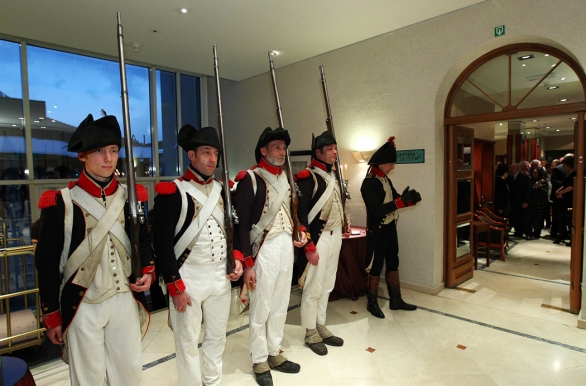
[499,123,503,126]
[556,129,560,132]
[546,126,550,129]
[551,64,556,67]
[547,86,559,90]
[53,105,57,108]
[532,119,539,122]
[178,8,190,13]
[545,54,549,57]
[570,117,577,120]
[270,51,279,56]
[527,131,531,134]
[518,54,535,61]
[522,64,526,67]
[560,98,568,102]
[561,77,566,81]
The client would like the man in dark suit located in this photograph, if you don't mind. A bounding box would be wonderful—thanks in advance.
[551,154,572,243]
[509,163,532,239]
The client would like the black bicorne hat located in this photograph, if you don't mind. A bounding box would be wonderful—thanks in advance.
[368,136,397,165]
[311,131,336,158]
[255,127,291,163]
[177,125,222,155]
[67,114,122,152]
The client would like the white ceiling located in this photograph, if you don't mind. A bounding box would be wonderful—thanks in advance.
[0,0,485,81]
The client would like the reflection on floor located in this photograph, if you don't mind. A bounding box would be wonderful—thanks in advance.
[31,234,586,385]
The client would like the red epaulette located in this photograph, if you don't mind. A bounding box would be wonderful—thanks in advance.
[136,184,148,202]
[229,179,235,189]
[67,181,76,189]
[155,181,177,195]
[235,170,248,182]
[38,190,61,209]
[296,169,311,179]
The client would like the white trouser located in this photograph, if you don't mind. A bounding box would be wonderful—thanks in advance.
[301,226,342,329]
[170,259,230,386]
[67,291,142,386]
[249,232,294,364]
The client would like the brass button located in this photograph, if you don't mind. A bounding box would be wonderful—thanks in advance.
[79,291,84,296]
[43,307,48,311]
[121,221,125,225]
[80,267,85,271]
[116,287,120,291]
[72,306,77,310]
[111,259,115,263]
[116,280,119,284]
[113,273,117,277]
[85,213,90,217]
[127,256,130,260]
[110,245,114,249]
[110,252,114,256]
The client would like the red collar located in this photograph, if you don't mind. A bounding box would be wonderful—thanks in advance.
[258,158,283,175]
[75,170,118,197]
[370,166,386,178]
[310,158,328,172]
[183,167,214,185]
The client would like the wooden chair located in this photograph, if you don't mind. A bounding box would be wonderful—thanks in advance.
[473,212,508,262]
[481,207,509,228]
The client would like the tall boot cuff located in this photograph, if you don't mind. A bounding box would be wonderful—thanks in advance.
[268,353,287,368]
[305,328,323,344]
[253,361,271,374]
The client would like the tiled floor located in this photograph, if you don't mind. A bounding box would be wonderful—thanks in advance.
[31,234,586,385]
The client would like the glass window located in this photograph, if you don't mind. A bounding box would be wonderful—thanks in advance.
[0,40,27,179]
[450,49,586,118]
[156,70,178,176]
[26,45,151,179]
[180,74,201,172]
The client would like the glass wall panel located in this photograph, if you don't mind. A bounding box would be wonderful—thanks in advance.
[180,74,201,172]
[456,222,471,258]
[157,70,179,176]
[26,45,151,179]
[0,40,27,179]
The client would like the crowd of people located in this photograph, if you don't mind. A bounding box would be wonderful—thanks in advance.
[494,154,575,246]
[34,114,422,386]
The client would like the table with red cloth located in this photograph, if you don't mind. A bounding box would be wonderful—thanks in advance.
[0,356,36,386]
[329,226,368,301]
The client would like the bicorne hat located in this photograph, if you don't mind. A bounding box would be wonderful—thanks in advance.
[255,127,291,163]
[177,125,222,155]
[67,114,122,152]
[368,136,397,165]
[311,131,337,153]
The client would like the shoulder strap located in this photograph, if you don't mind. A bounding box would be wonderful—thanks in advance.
[59,188,74,274]
[173,179,188,236]
[247,169,257,197]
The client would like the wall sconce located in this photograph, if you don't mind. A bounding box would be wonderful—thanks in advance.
[352,151,374,163]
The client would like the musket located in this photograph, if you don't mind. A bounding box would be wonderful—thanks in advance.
[267,52,302,243]
[213,45,237,274]
[117,12,144,279]
[319,65,350,232]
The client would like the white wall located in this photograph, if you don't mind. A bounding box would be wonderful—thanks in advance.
[213,0,586,291]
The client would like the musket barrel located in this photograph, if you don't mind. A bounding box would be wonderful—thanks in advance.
[213,45,236,274]
[267,52,302,243]
[117,12,143,278]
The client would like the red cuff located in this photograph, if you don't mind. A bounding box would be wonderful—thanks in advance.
[394,197,406,209]
[299,225,307,233]
[42,310,63,330]
[233,250,245,262]
[166,279,186,296]
[243,255,255,268]
[304,242,317,253]
[142,266,156,281]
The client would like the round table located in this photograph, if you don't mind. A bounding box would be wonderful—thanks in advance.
[329,226,368,301]
[0,356,36,386]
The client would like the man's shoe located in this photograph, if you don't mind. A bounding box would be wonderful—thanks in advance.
[306,341,328,355]
[254,371,273,386]
[270,360,300,374]
[553,239,564,245]
[565,242,572,247]
[322,336,344,347]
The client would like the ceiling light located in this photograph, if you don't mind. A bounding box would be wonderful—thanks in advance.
[178,8,190,13]
[551,64,556,67]
[531,119,538,122]
[570,117,577,120]
[545,126,550,129]
[547,86,559,90]
[545,54,549,57]
[522,64,526,67]
[560,98,568,102]
[561,77,566,81]
[527,131,530,134]
[517,54,535,61]
[499,123,503,126]
[556,129,560,132]
[270,51,279,56]
[53,105,57,108]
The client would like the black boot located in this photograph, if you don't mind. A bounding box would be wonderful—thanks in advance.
[366,275,385,318]
[386,270,417,311]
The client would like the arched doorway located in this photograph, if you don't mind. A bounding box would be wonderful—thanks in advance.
[443,43,586,313]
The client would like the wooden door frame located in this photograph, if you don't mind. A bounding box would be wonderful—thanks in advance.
[571,113,585,313]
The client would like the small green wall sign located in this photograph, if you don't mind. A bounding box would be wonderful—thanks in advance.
[396,149,425,164]
[495,25,505,37]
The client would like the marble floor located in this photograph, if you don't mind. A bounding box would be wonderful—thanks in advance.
[30,234,586,385]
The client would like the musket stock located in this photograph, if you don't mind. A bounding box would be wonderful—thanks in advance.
[319,65,350,231]
[213,45,236,274]
[117,13,144,279]
[267,52,302,243]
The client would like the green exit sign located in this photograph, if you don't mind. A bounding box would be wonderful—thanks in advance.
[495,25,505,37]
